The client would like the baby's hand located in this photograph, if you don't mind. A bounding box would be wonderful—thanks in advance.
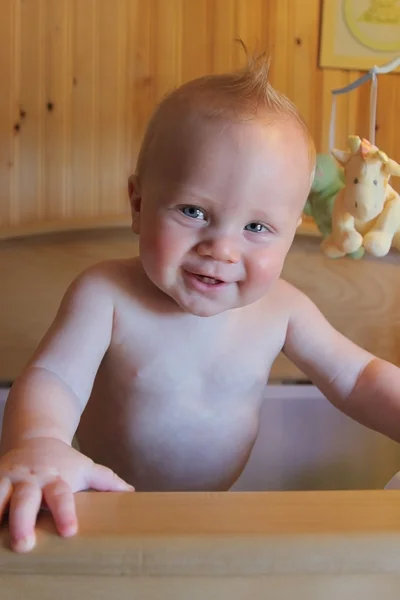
[0,437,134,552]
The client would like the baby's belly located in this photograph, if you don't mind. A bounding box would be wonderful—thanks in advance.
[77,385,263,491]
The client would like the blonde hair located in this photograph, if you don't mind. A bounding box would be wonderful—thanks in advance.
[135,45,312,181]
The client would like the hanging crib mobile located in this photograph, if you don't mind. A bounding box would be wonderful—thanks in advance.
[305,56,400,259]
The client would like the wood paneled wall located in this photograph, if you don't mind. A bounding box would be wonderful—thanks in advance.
[1,0,400,237]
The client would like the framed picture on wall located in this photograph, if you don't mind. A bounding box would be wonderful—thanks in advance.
[320,0,400,71]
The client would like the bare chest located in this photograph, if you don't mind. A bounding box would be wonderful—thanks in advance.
[80,289,289,490]
[107,306,286,403]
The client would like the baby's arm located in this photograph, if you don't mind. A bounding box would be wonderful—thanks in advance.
[283,283,400,442]
[0,265,133,552]
[2,267,115,450]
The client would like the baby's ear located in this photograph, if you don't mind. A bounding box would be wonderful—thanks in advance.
[128,174,141,234]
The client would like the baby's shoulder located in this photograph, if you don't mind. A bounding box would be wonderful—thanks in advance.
[261,279,321,332]
[246,278,313,338]
[67,257,143,301]
[257,278,304,315]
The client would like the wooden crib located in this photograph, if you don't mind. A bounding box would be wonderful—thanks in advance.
[2,490,400,599]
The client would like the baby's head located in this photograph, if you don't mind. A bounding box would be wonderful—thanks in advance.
[129,52,315,317]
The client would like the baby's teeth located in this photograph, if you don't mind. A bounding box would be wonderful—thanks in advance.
[198,275,218,284]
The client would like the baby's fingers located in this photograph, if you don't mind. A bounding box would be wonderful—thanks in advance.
[43,479,77,538]
[9,481,42,553]
[86,463,135,492]
[0,478,12,522]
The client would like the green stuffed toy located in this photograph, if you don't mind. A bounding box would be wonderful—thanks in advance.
[304,153,365,259]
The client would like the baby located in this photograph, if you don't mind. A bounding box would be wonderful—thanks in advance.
[2,54,400,553]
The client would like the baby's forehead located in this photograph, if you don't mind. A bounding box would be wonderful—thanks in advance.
[149,109,311,171]
[145,116,312,212]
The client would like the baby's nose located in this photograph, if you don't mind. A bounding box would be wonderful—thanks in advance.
[196,237,240,263]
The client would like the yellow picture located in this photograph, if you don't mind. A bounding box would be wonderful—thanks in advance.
[320,0,400,70]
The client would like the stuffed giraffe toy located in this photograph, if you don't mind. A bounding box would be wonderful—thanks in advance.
[304,153,365,259]
[321,136,400,258]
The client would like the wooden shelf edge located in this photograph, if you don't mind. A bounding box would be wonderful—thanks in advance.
[297,219,321,237]
[0,215,132,241]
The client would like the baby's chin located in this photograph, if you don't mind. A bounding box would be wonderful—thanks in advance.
[146,271,264,317]
[143,275,228,316]
[183,304,227,318]
[166,285,244,317]
[162,282,269,317]
[172,294,232,317]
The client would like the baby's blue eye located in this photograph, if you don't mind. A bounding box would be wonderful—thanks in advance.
[245,222,268,233]
[180,206,206,220]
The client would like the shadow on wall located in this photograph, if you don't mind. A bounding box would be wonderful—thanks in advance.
[0,385,399,491]
[231,385,400,491]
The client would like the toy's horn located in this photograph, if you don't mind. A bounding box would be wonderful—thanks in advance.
[348,136,361,154]
[331,148,350,166]
[386,158,400,177]
[377,150,388,164]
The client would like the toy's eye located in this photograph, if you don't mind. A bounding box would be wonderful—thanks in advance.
[354,178,359,184]
[373,180,378,186]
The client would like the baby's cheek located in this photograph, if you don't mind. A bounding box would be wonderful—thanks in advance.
[249,248,284,285]
[157,229,186,264]
[144,224,188,281]
[141,220,170,256]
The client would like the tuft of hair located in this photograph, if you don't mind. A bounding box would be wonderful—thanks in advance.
[179,39,302,121]
[135,41,312,180]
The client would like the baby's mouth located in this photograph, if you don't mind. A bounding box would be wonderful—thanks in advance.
[184,270,226,286]
[193,274,223,285]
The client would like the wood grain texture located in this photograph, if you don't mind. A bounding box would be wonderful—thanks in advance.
[2,575,400,600]
[2,491,400,565]
[2,491,400,599]
[1,0,399,235]
[0,230,399,382]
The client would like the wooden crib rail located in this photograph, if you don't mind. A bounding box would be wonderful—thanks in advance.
[1,491,400,599]
[0,216,320,241]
